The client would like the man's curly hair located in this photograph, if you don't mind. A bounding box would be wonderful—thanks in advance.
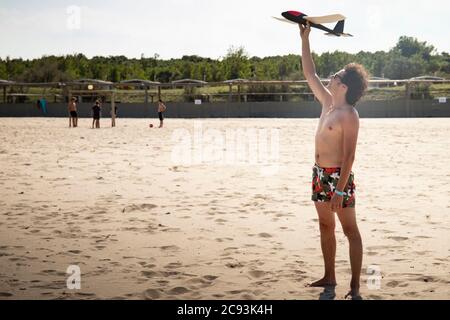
[341,63,369,106]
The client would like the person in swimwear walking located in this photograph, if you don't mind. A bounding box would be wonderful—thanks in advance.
[68,97,78,128]
[300,22,368,299]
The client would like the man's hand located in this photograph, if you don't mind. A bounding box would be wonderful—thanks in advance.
[330,193,344,212]
[299,22,311,40]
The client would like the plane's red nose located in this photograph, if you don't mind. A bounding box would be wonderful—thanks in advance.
[287,11,303,16]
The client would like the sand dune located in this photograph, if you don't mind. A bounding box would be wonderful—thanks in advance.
[0,118,449,300]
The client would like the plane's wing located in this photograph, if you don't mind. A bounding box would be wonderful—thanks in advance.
[304,14,346,24]
[272,16,297,25]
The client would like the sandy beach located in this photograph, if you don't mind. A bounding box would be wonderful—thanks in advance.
[0,117,449,300]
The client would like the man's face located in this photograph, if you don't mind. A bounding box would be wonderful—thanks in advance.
[327,69,346,95]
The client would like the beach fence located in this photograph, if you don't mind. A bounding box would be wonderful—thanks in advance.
[0,79,449,118]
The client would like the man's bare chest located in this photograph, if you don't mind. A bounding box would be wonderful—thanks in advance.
[317,112,342,136]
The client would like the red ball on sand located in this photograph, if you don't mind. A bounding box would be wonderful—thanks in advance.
[149,124,153,128]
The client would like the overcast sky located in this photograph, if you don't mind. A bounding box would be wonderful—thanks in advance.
[1,0,449,60]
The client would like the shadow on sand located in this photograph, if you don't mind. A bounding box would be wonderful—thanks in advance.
[318,285,336,300]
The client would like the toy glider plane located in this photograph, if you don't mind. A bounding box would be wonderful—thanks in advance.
[273,10,353,37]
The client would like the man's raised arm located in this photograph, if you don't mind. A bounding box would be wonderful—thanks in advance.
[300,23,332,108]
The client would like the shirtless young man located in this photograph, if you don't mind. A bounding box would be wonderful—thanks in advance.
[68,97,78,128]
[300,23,368,299]
[157,99,167,128]
[92,100,101,129]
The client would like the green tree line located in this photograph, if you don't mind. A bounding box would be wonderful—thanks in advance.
[0,36,448,83]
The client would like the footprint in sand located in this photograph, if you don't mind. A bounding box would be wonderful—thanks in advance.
[0,292,13,297]
[122,203,158,213]
[143,289,162,299]
[168,287,190,295]
[165,262,183,269]
[388,236,409,241]
[75,292,97,298]
[160,271,182,279]
[160,245,180,252]
[187,278,212,287]
[413,251,431,256]
[0,252,12,257]
[404,292,419,297]
[258,233,272,238]
[416,276,438,283]
[215,238,233,243]
[386,280,401,288]
[248,270,266,278]
[227,289,247,295]
[397,281,409,288]
[225,262,244,269]
[40,269,67,277]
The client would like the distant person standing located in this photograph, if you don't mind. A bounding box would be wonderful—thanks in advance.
[40,98,48,115]
[111,104,118,127]
[37,98,48,115]
[92,99,101,129]
[68,97,78,127]
[157,99,167,128]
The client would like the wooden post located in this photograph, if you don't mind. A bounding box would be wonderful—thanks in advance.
[405,82,411,99]
[158,86,161,101]
[2,86,6,103]
[405,81,411,117]
[111,90,116,127]
[228,84,232,103]
[237,84,241,102]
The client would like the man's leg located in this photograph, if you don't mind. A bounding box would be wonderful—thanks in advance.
[75,117,78,127]
[336,207,363,296]
[310,202,337,287]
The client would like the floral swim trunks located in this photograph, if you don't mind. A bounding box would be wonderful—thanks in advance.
[311,163,356,208]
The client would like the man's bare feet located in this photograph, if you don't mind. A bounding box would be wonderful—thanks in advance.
[308,277,337,287]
